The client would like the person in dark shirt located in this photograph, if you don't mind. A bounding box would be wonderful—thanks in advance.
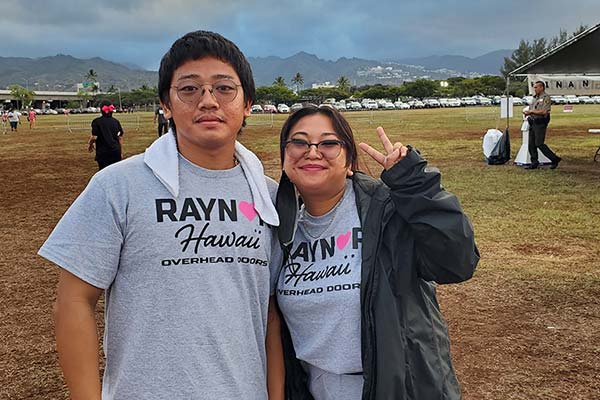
[88,101,124,170]
[154,106,169,137]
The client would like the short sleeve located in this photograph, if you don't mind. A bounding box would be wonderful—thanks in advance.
[91,119,99,137]
[269,241,284,295]
[38,174,125,289]
[541,96,552,113]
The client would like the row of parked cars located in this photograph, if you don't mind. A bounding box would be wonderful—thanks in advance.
[250,94,600,114]
[549,95,600,104]
[30,107,102,115]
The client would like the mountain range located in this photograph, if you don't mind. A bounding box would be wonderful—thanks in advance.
[0,50,512,92]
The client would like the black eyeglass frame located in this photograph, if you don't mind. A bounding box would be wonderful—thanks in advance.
[282,138,346,159]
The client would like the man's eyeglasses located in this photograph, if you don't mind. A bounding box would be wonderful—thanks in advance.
[283,138,345,160]
[171,80,242,104]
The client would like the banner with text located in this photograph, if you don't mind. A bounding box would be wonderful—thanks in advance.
[528,74,600,95]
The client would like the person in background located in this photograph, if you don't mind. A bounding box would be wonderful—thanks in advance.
[28,108,36,130]
[523,81,561,169]
[1,109,8,133]
[274,105,479,400]
[87,101,124,170]
[7,108,21,132]
[154,105,169,136]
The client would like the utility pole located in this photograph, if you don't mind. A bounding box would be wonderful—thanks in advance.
[116,87,122,111]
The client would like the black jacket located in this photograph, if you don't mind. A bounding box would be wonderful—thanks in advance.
[276,150,480,400]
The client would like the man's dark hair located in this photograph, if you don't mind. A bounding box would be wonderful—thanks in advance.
[158,30,256,109]
[279,105,359,171]
[535,81,546,89]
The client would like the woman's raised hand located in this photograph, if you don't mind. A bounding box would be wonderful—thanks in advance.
[358,127,410,170]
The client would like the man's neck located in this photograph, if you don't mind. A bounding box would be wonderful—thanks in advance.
[177,140,237,170]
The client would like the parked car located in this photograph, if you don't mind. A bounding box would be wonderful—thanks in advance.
[592,96,600,104]
[476,97,492,106]
[577,95,595,104]
[448,98,462,107]
[564,95,580,104]
[347,101,362,110]
[290,103,303,112]
[263,104,277,113]
[394,101,410,110]
[461,97,477,106]
[511,97,524,106]
[333,102,347,111]
[250,105,263,113]
[423,98,441,108]
[277,104,290,113]
[364,100,378,110]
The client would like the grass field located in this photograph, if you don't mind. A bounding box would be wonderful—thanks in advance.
[1,106,599,399]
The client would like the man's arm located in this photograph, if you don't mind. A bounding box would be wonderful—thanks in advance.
[266,296,284,400]
[54,269,104,400]
[87,136,97,153]
[525,108,548,116]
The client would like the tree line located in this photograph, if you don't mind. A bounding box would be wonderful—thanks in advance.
[256,75,508,104]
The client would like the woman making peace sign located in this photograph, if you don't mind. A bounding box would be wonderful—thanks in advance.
[273,105,479,400]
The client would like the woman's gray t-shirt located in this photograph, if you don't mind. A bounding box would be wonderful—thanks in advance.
[276,179,363,377]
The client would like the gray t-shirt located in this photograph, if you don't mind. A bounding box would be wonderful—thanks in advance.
[276,179,362,376]
[39,153,278,400]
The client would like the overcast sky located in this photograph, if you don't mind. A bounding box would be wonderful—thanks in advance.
[1,0,598,70]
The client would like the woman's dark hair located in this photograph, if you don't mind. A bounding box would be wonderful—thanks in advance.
[279,105,358,171]
[158,30,255,108]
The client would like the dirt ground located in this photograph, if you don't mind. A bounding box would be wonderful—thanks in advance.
[1,118,599,399]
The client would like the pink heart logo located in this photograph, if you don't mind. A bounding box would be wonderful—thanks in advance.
[239,201,258,221]
[336,231,351,249]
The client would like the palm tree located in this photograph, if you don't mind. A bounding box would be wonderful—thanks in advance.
[291,72,304,93]
[85,69,99,93]
[337,76,350,94]
[273,76,286,87]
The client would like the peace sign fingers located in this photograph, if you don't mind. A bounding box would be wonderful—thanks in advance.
[359,126,409,170]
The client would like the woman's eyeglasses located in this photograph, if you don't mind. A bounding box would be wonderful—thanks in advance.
[283,138,345,160]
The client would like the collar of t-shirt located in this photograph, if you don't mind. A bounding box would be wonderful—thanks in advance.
[143,129,279,227]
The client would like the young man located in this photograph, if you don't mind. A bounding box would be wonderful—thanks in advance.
[39,31,283,400]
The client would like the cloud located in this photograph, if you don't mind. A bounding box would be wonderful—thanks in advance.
[0,0,598,69]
